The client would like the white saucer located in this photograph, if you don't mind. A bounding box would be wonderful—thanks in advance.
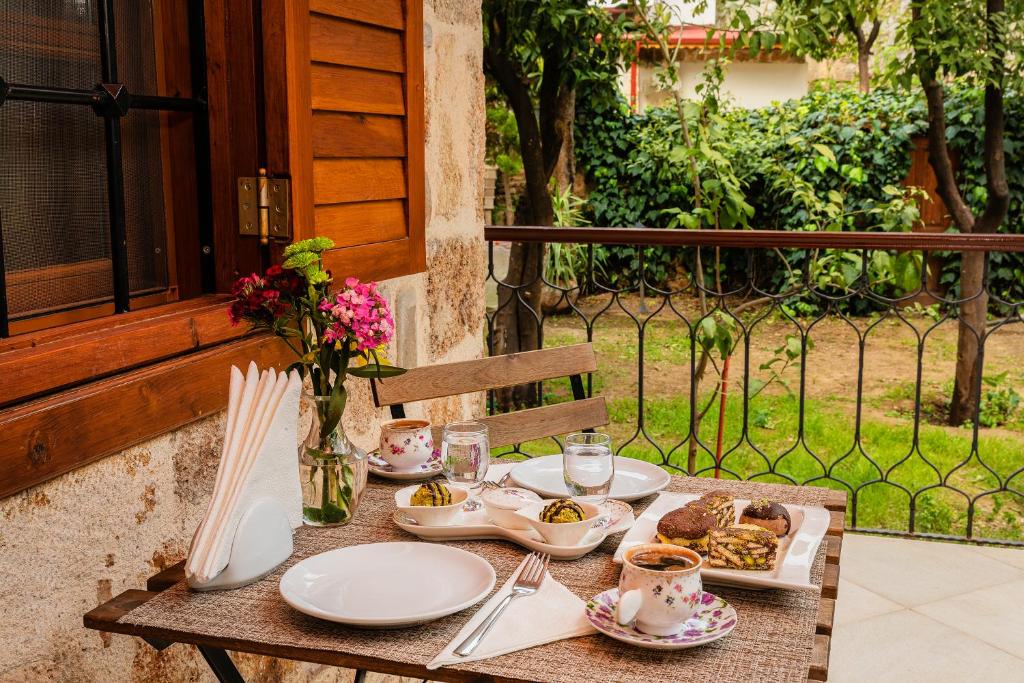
[510,455,671,502]
[279,542,495,628]
[367,453,443,481]
[585,588,737,650]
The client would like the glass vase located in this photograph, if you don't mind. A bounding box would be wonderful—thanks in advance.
[299,392,367,526]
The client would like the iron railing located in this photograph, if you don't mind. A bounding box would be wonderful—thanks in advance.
[486,226,1024,546]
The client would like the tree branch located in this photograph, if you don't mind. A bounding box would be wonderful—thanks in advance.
[975,0,1011,234]
[483,13,553,225]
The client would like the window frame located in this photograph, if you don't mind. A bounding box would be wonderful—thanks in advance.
[0,0,428,500]
[0,0,286,498]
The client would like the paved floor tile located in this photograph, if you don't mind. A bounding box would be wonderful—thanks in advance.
[833,577,902,627]
[915,578,1024,658]
[840,534,1021,607]
[830,609,1024,683]
[974,544,1024,571]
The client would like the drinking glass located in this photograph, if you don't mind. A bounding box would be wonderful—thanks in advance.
[562,431,614,503]
[441,421,490,508]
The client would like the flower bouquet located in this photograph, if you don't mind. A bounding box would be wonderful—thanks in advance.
[228,237,405,525]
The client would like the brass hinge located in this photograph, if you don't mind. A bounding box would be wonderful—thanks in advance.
[238,169,291,244]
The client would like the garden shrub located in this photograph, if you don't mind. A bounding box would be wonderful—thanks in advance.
[575,82,1024,307]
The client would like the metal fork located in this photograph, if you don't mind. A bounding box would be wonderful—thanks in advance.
[453,551,550,656]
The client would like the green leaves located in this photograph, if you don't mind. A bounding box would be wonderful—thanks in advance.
[696,311,739,361]
[347,364,407,379]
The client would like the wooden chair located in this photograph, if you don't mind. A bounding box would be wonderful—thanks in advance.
[370,343,608,450]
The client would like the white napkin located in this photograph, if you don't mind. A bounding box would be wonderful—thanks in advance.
[427,556,597,669]
[185,364,302,584]
[485,461,517,484]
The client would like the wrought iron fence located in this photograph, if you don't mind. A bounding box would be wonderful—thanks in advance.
[485,226,1024,547]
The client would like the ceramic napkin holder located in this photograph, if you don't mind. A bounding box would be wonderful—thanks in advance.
[186,367,303,591]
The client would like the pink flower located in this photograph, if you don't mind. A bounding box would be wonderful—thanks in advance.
[316,279,395,352]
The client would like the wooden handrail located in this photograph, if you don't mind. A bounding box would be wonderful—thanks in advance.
[484,226,1024,252]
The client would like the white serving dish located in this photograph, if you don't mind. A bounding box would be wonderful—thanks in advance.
[613,491,830,591]
[279,542,495,628]
[514,499,607,546]
[510,454,671,502]
[480,487,542,530]
[394,484,469,526]
[393,498,635,561]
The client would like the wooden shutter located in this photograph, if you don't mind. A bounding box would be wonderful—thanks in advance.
[261,0,425,281]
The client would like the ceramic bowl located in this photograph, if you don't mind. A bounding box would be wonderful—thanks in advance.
[394,484,468,527]
[480,487,542,530]
[514,499,608,546]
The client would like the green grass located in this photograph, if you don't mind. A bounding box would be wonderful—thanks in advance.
[510,391,1024,540]
[514,309,1024,542]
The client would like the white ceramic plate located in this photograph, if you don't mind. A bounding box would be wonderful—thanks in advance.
[279,542,495,627]
[509,455,671,502]
[612,492,830,591]
[367,452,442,481]
[393,498,635,561]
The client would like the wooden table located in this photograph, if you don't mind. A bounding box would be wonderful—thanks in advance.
[85,475,846,682]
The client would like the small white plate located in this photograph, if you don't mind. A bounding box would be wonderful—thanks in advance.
[393,499,635,561]
[586,588,737,650]
[368,452,442,481]
[510,455,670,502]
[279,542,495,628]
[612,491,830,590]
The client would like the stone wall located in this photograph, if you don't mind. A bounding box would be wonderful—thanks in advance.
[0,2,484,681]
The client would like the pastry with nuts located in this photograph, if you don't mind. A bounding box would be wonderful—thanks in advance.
[697,489,735,528]
[708,523,779,570]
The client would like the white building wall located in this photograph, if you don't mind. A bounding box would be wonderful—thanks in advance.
[635,59,809,110]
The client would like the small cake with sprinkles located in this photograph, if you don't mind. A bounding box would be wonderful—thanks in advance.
[540,499,586,524]
[409,481,453,507]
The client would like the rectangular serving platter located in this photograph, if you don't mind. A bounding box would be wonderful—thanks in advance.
[613,492,830,590]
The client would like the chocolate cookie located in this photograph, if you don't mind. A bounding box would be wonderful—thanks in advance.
[656,504,718,553]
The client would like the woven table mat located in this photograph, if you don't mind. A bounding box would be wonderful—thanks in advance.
[122,471,836,683]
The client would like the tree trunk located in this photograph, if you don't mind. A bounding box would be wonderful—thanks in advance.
[856,43,870,93]
[914,0,1009,425]
[493,241,545,408]
[950,252,988,424]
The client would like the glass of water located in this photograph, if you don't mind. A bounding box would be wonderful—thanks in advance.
[441,421,490,508]
[563,432,614,503]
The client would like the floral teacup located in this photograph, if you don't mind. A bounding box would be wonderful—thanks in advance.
[616,543,703,636]
[380,419,434,470]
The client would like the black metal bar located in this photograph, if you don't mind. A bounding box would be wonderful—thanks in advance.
[0,210,8,338]
[187,0,216,293]
[131,93,204,111]
[197,645,245,683]
[97,0,131,314]
[390,404,407,419]
[1,82,100,107]
[353,670,368,683]
[0,81,197,112]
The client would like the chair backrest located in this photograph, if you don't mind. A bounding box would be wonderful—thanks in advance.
[370,343,608,449]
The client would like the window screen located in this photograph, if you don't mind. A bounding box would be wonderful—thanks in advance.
[0,0,195,332]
